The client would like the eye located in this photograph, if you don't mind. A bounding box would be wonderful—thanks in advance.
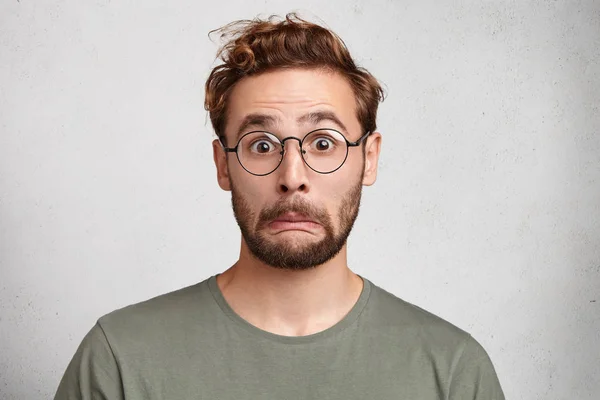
[309,136,336,152]
[250,139,277,154]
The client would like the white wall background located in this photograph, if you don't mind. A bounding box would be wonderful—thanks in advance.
[1,1,598,399]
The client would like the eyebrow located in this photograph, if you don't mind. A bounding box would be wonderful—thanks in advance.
[235,110,349,140]
[235,113,279,140]
[297,111,348,134]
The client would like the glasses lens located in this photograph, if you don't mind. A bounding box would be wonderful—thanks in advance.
[237,131,283,175]
[301,129,348,173]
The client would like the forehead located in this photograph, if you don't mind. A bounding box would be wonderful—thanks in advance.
[225,68,359,138]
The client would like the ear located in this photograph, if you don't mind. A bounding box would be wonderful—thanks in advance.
[213,139,232,191]
[362,132,382,186]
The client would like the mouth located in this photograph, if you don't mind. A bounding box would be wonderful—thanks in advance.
[267,212,322,232]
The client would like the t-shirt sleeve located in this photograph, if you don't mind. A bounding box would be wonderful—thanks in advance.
[447,334,505,400]
[54,322,124,400]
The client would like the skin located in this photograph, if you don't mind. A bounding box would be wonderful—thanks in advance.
[212,67,382,336]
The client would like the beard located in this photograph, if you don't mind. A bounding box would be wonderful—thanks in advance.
[230,177,363,271]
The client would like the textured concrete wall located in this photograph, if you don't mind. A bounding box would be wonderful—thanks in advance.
[1,1,599,399]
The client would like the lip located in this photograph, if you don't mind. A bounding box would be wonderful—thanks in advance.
[273,212,317,223]
[268,212,321,232]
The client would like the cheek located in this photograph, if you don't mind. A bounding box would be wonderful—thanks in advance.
[323,164,363,212]
[231,173,275,208]
[318,176,350,213]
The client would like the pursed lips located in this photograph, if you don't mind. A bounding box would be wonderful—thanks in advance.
[268,212,321,231]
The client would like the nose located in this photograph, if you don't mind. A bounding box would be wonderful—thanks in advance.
[276,137,310,195]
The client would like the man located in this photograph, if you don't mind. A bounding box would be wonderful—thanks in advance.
[55,13,505,399]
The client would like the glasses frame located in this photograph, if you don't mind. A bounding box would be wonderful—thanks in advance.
[219,129,371,176]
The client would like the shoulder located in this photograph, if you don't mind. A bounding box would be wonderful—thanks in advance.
[364,278,472,350]
[363,278,504,397]
[96,277,217,348]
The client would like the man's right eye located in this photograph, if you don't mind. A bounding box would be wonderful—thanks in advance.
[250,140,276,153]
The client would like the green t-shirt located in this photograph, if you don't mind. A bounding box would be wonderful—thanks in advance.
[54,275,505,399]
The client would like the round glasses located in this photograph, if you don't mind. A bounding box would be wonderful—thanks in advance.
[220,129,371,176]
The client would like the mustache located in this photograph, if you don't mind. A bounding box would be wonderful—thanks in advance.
[258,198,330,226]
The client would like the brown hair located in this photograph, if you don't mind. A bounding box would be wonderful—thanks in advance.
[204,13,385,144]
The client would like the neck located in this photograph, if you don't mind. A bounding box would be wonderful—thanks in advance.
[216,237,364,337]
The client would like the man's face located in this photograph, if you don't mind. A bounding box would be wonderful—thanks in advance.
[213,68,380,270]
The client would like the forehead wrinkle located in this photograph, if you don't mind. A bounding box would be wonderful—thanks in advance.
[253,97,334,106]
[235,99,336,132]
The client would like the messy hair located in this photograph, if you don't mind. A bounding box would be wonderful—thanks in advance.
[204,13,385,144]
